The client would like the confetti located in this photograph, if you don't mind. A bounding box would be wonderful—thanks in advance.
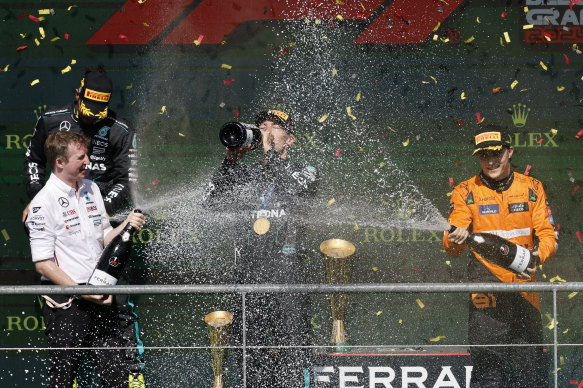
[178,133,185,137]
[430,76,437,84]
[234,110,239,118]
[557,86,565,92]
[34,39,40,46]
[64,33,69,40]
[464,36,475,44]
[402,138,410,147]
[376,311,382,316]
[504,31,511,43]
[61,65,71,74]
[221,64,232,69]
[433,22,440,32]
[1,229,10,242]
[3,65,9,72]
[550,275,566,282]
[327,198,336,206]
[194,34,204,45]
[540,61,548,71]
[143,22,149,27]
[151,179,160,186]
[336,15,343,21]
[524,165,532,176]
[50,37,59,42]
[71,59,76,65]
[501,11,507,18]
[476,113,484,124]
[449,177,454,187]
[118,34,129,41]
[279,47,287,55]
[456,118,463,127]
[573,185,580,195]
[29,14,40,22]
[536,138,544,144]
[332,68,338,77]
[159,106,166,114]
[564,54,570,64]
[511,80,518,89]
[223,78,235,85]
[372,267,378,272]
[39,27,45,39]
[577,231,582,242]
[563,328,569,334]
[125,84,133,89]
[318,114,328,123]
[523,24,534,30]
[346,107,356,120]
[335,148,341,156]
[356,91,361,101]
[445,260,451,266]
[493,87,504,94]
[429,336,446,342]
[575,129,583,139]
[38,9,53,15]
[568,292,578,299]
[416,299,425,309]
[550,128,557,135]
[30,79,39,86]
[16,46,28,51]
[476,17,480,23]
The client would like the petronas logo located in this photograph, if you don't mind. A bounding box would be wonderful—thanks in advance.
[511,103,531,128]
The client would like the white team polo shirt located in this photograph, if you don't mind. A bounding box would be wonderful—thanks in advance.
[27,174,113,283]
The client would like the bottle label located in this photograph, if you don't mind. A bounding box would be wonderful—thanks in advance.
[242,129,254,147]
[508,245,531,273]
[88,269,118,286]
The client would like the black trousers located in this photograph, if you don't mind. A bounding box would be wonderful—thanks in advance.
[468,292,548,388]
[42,294,131,388]
[232,292,312,388]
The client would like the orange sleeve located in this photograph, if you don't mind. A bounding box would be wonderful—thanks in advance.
[443,184,473,257]
[531,181,557,263]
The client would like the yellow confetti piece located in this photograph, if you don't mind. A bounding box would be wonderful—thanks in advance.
[358,147,364,151]
[432,22,440,32]
[464,36,475,44]
[38,9,52,15]
[568,292,578,299]
[159,106,166,114]
[131,100,136,105]
[318,114,329,123]
[510,80,518,89]
[542,273,547,279]
[429,336,446,342]
[379,162,385,167]
[547,318,555,330]
[3,65,9,72]
[138,0,147,3]
[194,40,201,46]
[346,106,356,120]
[20,33,27,38]
[398,319,403,324]
[560,356,565,365]
[1,229,10,241]
[402,138,410,147]
[500,37,505,47]
[372,267,378,272]
[356,91,361,101]
[50,37,60,42]
[332,68,338,77]
[30,79,40,86]
[376,311,382,316]
[35,38,40,46]
[39,27,45,39]
[540,61,548,71]
[61,65,71,74]
[544,34,551,42]
[524,7,529,13]
[476,17,480,23]
[221,64,232,69]
[430,76,437,84]
[125,84,133,89]
[523,24,534,30]
[557,86,565,92]
[327,198,336,206]
[336,15,344,21]
[155,329,162,337]
[354,224,359,231]
[550,275,566,282]
[416,299,425,309]
[446,191,453,197]
[71,59,77,65]
[143,22,149,27]
[460,92,466,100]
[178,133,185,137]
[360,2,366,11]
[504,32,510,43]
[67,5,78,11]
[433,34,439,41]
[422,80,430,84]
[445,260,451,267]
[387,125,397,133]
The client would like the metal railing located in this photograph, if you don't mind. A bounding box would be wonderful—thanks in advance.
[2,282,583,387]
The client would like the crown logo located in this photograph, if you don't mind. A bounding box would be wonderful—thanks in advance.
[511,103,531,128]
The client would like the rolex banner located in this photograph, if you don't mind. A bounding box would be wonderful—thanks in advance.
[1,1,583,387]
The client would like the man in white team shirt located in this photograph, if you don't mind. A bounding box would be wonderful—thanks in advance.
[25,131,145,388]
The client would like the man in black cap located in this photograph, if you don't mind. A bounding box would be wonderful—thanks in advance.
[203,109,318,387]
[22,66,145,386]
[444,124,557,387]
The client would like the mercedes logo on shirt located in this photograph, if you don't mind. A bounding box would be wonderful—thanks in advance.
[58,197,69,207]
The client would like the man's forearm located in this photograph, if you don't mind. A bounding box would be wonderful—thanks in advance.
[34,260,78,286]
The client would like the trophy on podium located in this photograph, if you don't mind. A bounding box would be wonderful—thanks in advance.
[204,311,233,388]
[320,239,355,350]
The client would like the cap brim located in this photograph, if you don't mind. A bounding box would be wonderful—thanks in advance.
[79,99,108,119]
[473,145,503,155]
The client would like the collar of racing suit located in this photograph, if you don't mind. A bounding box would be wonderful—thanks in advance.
[479,170,514,192]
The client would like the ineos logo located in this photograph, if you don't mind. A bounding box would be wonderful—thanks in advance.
[58,197,69,207]
[59,121,71,131]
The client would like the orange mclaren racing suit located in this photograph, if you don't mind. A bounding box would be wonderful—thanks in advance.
[443,171,557,387]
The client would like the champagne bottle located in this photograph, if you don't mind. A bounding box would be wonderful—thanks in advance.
[219,122,261,149]
[449,226,537,274]
[88,209,141,286]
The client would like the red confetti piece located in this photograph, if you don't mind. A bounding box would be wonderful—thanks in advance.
[18,14,29,19]
[524,164,532,176]
[223,78,235,85]
[492,87,504,94]
[195,34,204,44]
[412,265,420,272]
[577,231,582,243]
[453,161,462,164]
[380,133,388,136]
[501,11,507,19]
[151,179,160,186]
[375,79,378,85]
[279,47,287,55]
[16,46,28,51]
[119,34,129,41]
[476,113,482,124]
[536,138,544,144]
[543,32,552,41]
[379,149,385,153]
[456,118,464,127]
[65,33,69,40]
[576,129,583,139]
[234,110,239,118]
[449,177,454,187]
[330,20,335,29]
[335,148,341,156]
[28,15,39,22]
[564,53,570,64]
[573,185,580,195]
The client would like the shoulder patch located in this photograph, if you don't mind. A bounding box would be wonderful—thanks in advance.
[466,191,475,205]
[528,188,537,202]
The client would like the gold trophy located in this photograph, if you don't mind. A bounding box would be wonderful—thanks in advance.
[320,239,355,351]
[204,311,233,388]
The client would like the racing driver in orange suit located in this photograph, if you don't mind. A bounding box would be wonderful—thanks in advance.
[443,125,558,387]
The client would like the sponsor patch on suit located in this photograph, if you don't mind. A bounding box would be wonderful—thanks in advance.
[508,202,529,213]
[479,204,499,215]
